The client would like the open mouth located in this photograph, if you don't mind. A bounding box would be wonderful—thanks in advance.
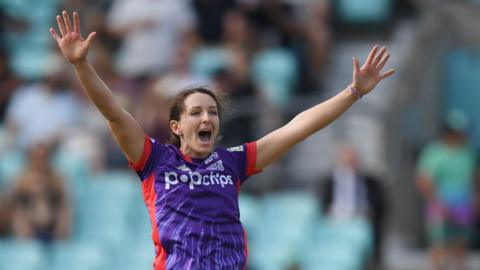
[198,130,212,143]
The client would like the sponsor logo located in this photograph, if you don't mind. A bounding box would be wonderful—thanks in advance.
[206,160,224,171]
[204,152,219,164]
[227,145,243,152]
[164,171,233,190]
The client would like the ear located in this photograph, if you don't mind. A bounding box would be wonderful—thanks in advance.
[170,120,182,136]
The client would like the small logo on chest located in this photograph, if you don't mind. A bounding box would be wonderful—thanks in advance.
[177,164,192,172]
[204,152,219,164]
[206,160,224,171]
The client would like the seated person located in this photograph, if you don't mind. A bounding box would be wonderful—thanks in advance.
[10,143,71,242]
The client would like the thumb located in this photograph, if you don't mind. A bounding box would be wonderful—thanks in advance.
[85,32,97,48]
[352,57,360,75]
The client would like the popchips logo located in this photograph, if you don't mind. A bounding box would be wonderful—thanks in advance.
[164,171,233,190]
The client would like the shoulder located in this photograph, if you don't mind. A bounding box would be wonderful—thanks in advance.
[147,140,179,164]
[420,141,444,158]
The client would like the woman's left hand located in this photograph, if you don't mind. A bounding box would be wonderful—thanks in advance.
[352,45,395,95]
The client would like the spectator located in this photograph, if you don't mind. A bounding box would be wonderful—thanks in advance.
[10,143,72,243]
[0,49,22,123]
[223,9,258,55]
[416,110,476,270]
[320,144,387,269]
[150,41,209,99]
[241,0,331,93]
[106,0,197,78]
[299,0,331,92]
[192,0,237,44]
[0,192,11,237]
[4,54,82,150]
[212,48,262,146]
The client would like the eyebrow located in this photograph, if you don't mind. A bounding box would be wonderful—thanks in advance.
[188,106,218,110]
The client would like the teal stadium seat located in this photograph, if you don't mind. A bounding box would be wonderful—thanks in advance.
[114,242,155,270]
[0,240,47,270]
[0,148,25,184]
[190,47,228,79]
[252,49,298,107]
[2,0,59,79]
[50,241,111,270]
[53,150,90,195]
[127,183,154,246]
[302,241,363,270]
[302,217,373,270]
[238,194,261,236]
[248,192,319,270]
[75,171,137,248]
[443,49,480,148]
[336,0,392,23]
[260,192,318,244]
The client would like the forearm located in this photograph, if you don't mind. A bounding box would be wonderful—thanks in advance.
[256,87,356,169]
[72,60,124,122]
[72,60,146,162]
[285,87,356,142]
[416,174,436,201]
[256,45,394,170]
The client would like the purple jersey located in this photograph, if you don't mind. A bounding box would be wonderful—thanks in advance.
[129,137,260,270]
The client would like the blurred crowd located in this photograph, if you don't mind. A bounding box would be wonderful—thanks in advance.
[0,0,330,249]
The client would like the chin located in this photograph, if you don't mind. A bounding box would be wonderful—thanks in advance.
[199,146,213,154]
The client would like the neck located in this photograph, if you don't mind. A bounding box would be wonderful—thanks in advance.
[180,145,209,159]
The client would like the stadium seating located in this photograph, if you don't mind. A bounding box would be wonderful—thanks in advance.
[0,183,373,270]
[0,239,47,270]
[75,171,137,247]
[0,148,25,185]
[335,0,393,23]
[50,241,111,270]
[190,47,229,79]
[443,48,480,147]
[2,0,59,79]
[252,49,298,107]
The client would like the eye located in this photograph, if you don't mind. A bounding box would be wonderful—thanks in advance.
[209,110,218,116]
[190,111,200,116]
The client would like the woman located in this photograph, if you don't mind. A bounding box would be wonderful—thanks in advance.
[50,11,394,270]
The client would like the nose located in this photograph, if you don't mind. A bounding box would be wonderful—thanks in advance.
[201,111,210,123]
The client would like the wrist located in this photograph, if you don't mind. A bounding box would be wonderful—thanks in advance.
[347,84,363,99]
[71,58,89,67]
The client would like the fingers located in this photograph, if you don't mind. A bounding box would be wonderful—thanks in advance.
[365,45,378,66]
[380,68,395,80]
[376,52,390,71]
[56,15,66,37]
[49,28,60,43]
[73,12,81,34]
[372,46,386,67]
[62,10,73,33]
[85,32,97,47]
[352,57,360,74]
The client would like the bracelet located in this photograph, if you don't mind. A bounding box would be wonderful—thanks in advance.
[348,85,363,99]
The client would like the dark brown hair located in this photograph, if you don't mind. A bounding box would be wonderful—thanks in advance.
[167,87,224,147]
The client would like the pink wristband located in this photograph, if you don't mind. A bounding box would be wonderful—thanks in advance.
[348,85,363,99]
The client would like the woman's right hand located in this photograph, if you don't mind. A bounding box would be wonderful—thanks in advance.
[50,11,96,65]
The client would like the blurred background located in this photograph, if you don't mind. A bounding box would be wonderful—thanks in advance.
[1,0,480,269]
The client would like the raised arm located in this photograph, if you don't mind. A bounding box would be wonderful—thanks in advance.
[255,45,395,170]
[50,11,145,163]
